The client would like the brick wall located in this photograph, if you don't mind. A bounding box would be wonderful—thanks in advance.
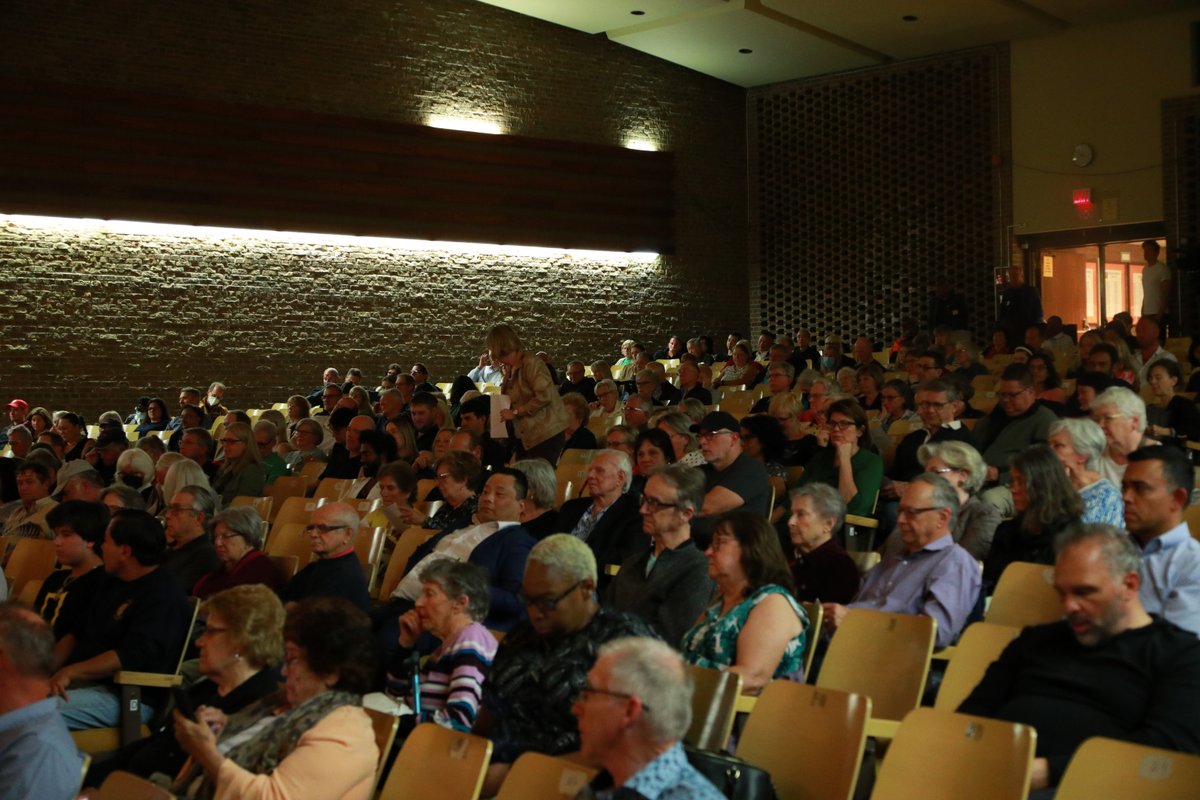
[0,1,747,419]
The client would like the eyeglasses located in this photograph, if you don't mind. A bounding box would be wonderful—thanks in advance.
[897,506,941,518]
[200,625,229,637]
[214,532,244,542]
[917,401,951,409]
[576,684,649,711]
[825,420,858,430]
[640,495,679,512]
[165,504,199,515]
[1092,413,1126,423]
[304,524,349,535]
[709,533,736,550]
[518,580,583,613]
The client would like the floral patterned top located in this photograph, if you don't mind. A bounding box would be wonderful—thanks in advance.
[1080,478,1123,527]
[681,584,809,680]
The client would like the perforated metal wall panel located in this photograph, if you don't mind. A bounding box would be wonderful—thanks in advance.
[748,46,1011,345]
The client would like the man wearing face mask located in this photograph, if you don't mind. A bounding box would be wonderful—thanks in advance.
[203,382,229,419]
[818,335,855,376]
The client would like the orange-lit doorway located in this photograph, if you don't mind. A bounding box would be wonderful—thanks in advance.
[1020,225,1165,333]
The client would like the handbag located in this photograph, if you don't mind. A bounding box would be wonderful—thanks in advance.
[684,745,777,800]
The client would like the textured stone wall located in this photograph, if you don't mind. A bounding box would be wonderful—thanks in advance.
[0,1,746,419]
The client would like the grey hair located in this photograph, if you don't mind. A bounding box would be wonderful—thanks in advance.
[316,501,361,532]
[600,636,693,742]
[1055,523,1141,579]
[6,426,31,444]
[1049,418,1108,471]
[116,448,155,486]
[656,411,698,450]
[297,418,326,445]
[100,484,146,511]
[511,459,558,511]
[211,505,266,550]
[594,379,618,397]
[810,377,836,395]
[178,484,220,521]
[594,449,633,492]
[625,395,653,415]
[650,463,706,513]
[678,398,707,423]
[418,559,490,623]
[910,473,961,531]
[795,368,823,389]
[253,419,278,439]
[1091,386,1147,433]
[162,461,211,510]
[0,604,56,678]
[918,440,987,494]
[789,483,846,536]
[527,533,597,584]
[98,410,123,425]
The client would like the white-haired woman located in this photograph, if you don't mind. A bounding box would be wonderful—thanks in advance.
[881,439,1000,561]
[1048,418,1123,526]
[116,447,161,514]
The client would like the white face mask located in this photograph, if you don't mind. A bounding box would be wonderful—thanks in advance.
[208,394,220,404]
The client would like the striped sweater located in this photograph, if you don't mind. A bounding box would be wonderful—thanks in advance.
[410,622,498,732]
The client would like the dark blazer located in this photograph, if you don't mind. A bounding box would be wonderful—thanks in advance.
[556,493,647,578]
[408,523,536,632]
[560,377,597,403]
[680,385,713,405]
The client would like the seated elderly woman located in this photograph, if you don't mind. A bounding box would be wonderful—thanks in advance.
[880,440,1001,561]
[681,511,808,692]
[212,422,267,505]
[712,340,762,389]
[474,533,655,795]
[393,450,481,532]
[787,484,860,604]
[193,507,281,599]
[116,447,160,512]
[283,418,328,472]
[86,585,284,788]
[1048,418,1124,527]
[174,597,378,800]
[386,560,499,732]
[984,444,1085,586]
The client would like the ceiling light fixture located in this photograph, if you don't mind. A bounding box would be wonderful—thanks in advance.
[738,48,753,54]
[902,15,918,22]
[426,116,504,135]
[630,9,645,15]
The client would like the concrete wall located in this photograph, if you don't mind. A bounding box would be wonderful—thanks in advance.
[1010,8,1200,234]
[0,1,746,419]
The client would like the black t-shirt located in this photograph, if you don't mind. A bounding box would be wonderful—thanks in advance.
[280,551,371,612]
[34,565,109,639]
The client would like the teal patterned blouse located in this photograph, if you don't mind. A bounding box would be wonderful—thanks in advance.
[680,584,809,680]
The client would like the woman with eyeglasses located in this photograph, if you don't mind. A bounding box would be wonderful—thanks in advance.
[283,418,328,473]
[174,597,378,800]
[84,585,284,791]
[193,506,281,599]
[211,422,267,506]
[794,399,883,518]
[393,450,481,532]
[983,444,1085,586]
[681,510,808,692]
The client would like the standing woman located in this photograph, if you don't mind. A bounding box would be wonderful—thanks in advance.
[212,422,267,505]
[488,323,570,464]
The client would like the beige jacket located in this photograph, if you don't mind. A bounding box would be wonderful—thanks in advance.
[504,351,570,449]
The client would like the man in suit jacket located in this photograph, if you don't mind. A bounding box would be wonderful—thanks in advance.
[557,450,645,588]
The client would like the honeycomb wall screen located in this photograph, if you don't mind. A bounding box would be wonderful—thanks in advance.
[748,46,1011,345]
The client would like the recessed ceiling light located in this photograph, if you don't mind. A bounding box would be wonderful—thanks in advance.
[738,48,753,54]
[902,15,918,22]
[630,9,644,15]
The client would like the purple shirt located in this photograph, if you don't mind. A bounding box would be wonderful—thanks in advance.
[850,533,980,648]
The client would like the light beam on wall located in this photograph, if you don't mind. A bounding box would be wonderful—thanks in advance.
[426,115,505,135]
[624,139,659,152]
[0,214,660,263]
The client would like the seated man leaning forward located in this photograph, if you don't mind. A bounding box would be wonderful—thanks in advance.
[474,534,657,796]
[279,501,371,613]
[573,637,724,800]
[822,474,980,649]
[959,523,1200,795]
[52,509,192,729]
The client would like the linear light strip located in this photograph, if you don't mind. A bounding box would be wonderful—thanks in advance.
[0,214,659,263]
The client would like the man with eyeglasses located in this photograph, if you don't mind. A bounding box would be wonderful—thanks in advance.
[972,363,1058,512]
[691,412,770,547]
[474,534,656,797]
[573,637,724,799]
[822,474,980,649]
[162,485,220,594]
[750,361,795,413]
[888,380,979,494]
[559,359,597,403]
[605,464,714,645]
[280,501,370,612]
[306,367,340,408]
